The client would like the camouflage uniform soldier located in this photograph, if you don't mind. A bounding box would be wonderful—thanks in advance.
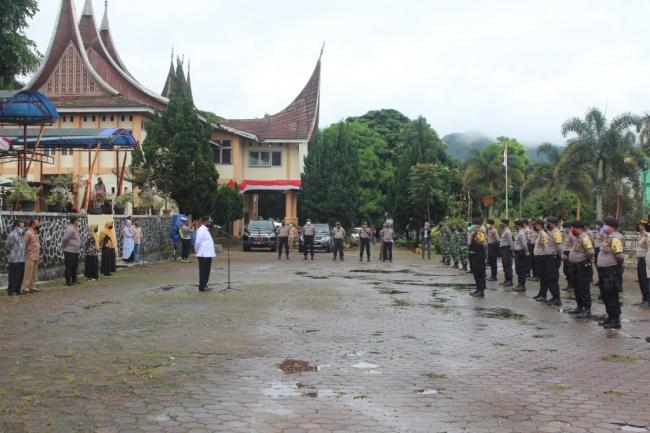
[450,226,460,268]
[440,225,451,265]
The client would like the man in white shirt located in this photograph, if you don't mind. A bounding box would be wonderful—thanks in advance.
[194,217,216,292]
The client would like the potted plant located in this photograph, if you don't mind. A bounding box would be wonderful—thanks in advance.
[113,191,132,215]
[7,177,39,211]
[45,185,73,212]
[134,190,154,215]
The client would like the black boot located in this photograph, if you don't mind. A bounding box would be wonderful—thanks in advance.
[568,307,583,314]
[602,319,621,329]
[470,290,485,298]
[575,308,591,318]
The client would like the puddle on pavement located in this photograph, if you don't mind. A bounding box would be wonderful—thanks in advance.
[393,299,412,307]
[350,269,413,274]
[617,424,648,432]
[262,382,301,397]
[277,359,317,373]
[379,287,408,294]
[83,299,121,309]
[474,306,527,320]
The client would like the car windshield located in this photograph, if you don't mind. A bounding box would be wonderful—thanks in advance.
[247,221,275,231]
[314,224,330,235]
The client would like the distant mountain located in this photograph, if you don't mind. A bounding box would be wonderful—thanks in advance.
[442,131,492,162]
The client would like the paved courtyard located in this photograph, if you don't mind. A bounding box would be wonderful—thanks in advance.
[1,248,649,433]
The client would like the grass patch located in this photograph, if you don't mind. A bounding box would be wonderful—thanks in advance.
[424,372,447,379]
[600,353,643,363]
[547,384,570,391]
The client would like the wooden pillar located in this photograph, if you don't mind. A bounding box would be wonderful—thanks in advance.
[284,190,297,225]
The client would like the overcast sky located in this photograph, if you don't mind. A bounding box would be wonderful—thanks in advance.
[24,0,650,146]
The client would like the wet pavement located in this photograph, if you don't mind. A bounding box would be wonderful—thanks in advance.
[1,249,649,433]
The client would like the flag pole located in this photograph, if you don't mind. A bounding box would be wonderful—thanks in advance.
[503,143,509,218]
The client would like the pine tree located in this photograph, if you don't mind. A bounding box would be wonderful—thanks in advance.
[140,58,219,217]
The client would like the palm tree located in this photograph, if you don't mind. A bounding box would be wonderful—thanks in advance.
[559,107,640,220]
[462,137,526,217]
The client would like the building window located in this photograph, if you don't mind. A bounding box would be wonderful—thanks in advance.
[102,115,106,121]
[60,147,72,156]
[213,140,232,164]
[129,115,133,121]
[249,150,281,167]
[92,115,96,121]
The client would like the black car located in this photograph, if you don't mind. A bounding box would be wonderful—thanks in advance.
[299,223,332,253]
[243,219,277,251]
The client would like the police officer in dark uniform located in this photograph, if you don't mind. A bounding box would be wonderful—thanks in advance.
[596,216,625,329]
[567,220,594,318]
[469,217,488,298]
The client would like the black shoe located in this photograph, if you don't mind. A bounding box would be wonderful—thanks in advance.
[602,320,621,329]
[198,286,212,292]
[8,292,17,296]
[359,258,363,262]
[304,257,308,260]
[470,290,485,298]
[513,285,526,292]
[568,307,583,315]
[576,309,591,318]
[562,286,574,292]
[503,281,514,287]
[535,297,548,303]
[73,280,81,285]
[498,281,507,286]
[487,277,497,281]
[546,298,562,306]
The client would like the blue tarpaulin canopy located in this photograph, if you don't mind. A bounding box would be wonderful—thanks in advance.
[0,127,137,150]
[0,90,60,125]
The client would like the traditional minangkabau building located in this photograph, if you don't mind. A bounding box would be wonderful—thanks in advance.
[0,0,320,233]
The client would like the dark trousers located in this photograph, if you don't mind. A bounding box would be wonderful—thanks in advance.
[470,252,486,292]
[382,241,393,261]
[570,261,592,309]
[514,251,529,287]
[84,255,99,280]
[488,243,499,278]
[303,235,314,258]
[181,238,192,260]
[528,244,537,277]
[598,266,621,321]
[278,237,289,258]
[637,257,650,301]
[563,251,573,288]
[7,262,25,294]
[64,251,79,283]
[359,238,370,260]
[500,246,513,282]
[198,257,212,290]
[547,254,561,300]
[333,239,344,259]
[535,255,551,298]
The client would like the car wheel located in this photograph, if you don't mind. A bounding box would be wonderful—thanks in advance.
[243,244,250,252]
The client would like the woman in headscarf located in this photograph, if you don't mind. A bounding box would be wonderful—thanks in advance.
[84,224,99,280]
[98,220,117,276]
[122,218,135,262]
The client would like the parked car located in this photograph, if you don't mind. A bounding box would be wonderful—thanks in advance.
[243,219,277,251]
[299,223,332,253]
[350,227,363,241]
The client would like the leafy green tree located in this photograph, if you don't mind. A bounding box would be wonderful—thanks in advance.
[214,183,244,229]
[300,122,359,227]
[0,0,41,88]
[462,136,528,217]
[392,116,454,226]
[408,163,449,222]
[139,58,219,217]
[347,109,410,163]
[559,107,640,220]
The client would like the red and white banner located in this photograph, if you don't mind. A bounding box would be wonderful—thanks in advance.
[238,179,301,193]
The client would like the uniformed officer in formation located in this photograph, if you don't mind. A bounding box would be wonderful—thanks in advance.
[457,225,469,271]
[277,221,290,260]
[561,222,576,292]
[450,226,460,268]
[302,219,315,260]
[499,218,514,287]
[440,224,451,265]
[545,217,564,306]
[359,221,372,262]
[596,216,625,329]
[526,219,538,280]
[469,217,488,298]
[486,218,500,281]
[512,219,530,292]
[567,220,594,318]
[332,221,346,261]
[533,219,553,303]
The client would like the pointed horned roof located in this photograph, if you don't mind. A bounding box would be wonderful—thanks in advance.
[99,0,134,79]
[219,55,321,142]
[25,0,167,110]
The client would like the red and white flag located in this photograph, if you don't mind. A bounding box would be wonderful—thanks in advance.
[502,143,508,167]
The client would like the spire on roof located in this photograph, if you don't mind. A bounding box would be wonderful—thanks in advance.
[100,0,109,30]
[82,0,94,16]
